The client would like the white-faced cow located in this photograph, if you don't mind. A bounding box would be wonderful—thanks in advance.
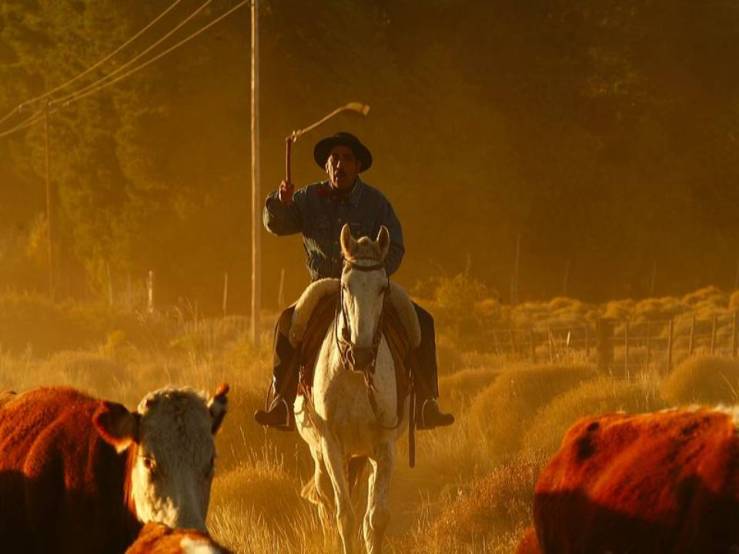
[0,384,229,554]
[526,407,739,554]
[126,522,233,554]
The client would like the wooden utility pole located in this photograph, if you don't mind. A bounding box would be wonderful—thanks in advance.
[250,0,261,344]
[44,103,55,299]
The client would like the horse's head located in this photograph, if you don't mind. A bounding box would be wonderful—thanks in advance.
[338,224,391,372]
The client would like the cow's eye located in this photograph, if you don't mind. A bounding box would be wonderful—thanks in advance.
[142,456,158,476]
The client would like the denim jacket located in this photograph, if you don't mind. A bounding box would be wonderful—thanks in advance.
[263,178,404,281]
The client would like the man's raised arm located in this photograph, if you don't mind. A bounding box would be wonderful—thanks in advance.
[263,179,304,235]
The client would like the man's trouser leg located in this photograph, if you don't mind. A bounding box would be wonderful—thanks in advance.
[412,303,454,429]
[254,305,299,429]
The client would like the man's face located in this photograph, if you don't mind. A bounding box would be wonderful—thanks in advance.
[325,145,361,190]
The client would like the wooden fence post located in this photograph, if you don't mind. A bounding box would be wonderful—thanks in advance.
[710,315,717,355]
[688,313,695,356]
[510,329,518,358]
[105,262,113,307]
[566,328,572,354]
[624,321,630,378]
[529,329,536,362]
[596,318,614,373]
[733,311,738,359]
[645,321,651,368]
[277,267,286,308]
[222,272,229,317]
[492,330,500,356]
[146,270,154,314]
[667,318,674,374]
[547,327,554,363]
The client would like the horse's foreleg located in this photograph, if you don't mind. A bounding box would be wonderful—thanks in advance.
[303,450,335,534]
[363,442,394,554]
[315,460,336,534]
[321,436,356,554]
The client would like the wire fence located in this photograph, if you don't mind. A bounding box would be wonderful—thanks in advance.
[488,311,739,374]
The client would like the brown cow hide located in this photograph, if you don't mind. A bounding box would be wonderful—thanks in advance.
[534,408,739,554]
[126,522,232,554]
[0,387,139,553]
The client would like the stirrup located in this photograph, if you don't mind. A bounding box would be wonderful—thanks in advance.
[254,396,294,431]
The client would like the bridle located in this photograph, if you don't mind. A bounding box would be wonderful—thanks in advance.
[335,256,400,429]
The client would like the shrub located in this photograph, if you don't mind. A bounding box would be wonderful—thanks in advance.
[412,456,542,553]
[661,355,739,405]
[522,377,665,457]
[468,363,597,459]
[35,350,129,392]
[439,366,502,412]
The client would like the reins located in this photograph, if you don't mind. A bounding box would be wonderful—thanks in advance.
[335,257,403,431]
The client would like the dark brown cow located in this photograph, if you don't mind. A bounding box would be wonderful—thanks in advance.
[531,408,739,554]
[0,385,229,554]
[126,523,233,554]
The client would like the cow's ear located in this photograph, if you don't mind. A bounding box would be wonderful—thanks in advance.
[208,383,229,434]
[93,401,140,453]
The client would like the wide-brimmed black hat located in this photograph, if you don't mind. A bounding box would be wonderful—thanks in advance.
[314,132,372,172]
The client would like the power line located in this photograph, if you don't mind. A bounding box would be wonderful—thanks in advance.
[0,0,185,126]
[0,108,46,139]
[57,1,247,109]
[0,1,248,140]
[51,0,214,108]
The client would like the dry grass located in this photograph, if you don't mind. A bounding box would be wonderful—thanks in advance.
[522,376,665,457]
[408,455,543,554]
[661,355,739,405]
[467,363,597,460]
[0,288,737,553]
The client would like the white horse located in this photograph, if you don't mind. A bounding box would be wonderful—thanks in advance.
[291,224,420,554]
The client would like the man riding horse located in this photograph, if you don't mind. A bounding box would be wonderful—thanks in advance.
[254,132,454,431]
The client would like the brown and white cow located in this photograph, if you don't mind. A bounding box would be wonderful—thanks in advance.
[126,522,233,554]
[529,408,739,554]
[0,384,229,554]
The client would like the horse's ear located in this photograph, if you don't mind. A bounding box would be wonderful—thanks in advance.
[376,225,390,261]
[340,224,356,259]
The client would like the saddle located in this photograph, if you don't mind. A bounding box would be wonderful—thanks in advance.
[293,292,415,421]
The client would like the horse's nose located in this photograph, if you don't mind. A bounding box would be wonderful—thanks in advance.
[350,347,374,371]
